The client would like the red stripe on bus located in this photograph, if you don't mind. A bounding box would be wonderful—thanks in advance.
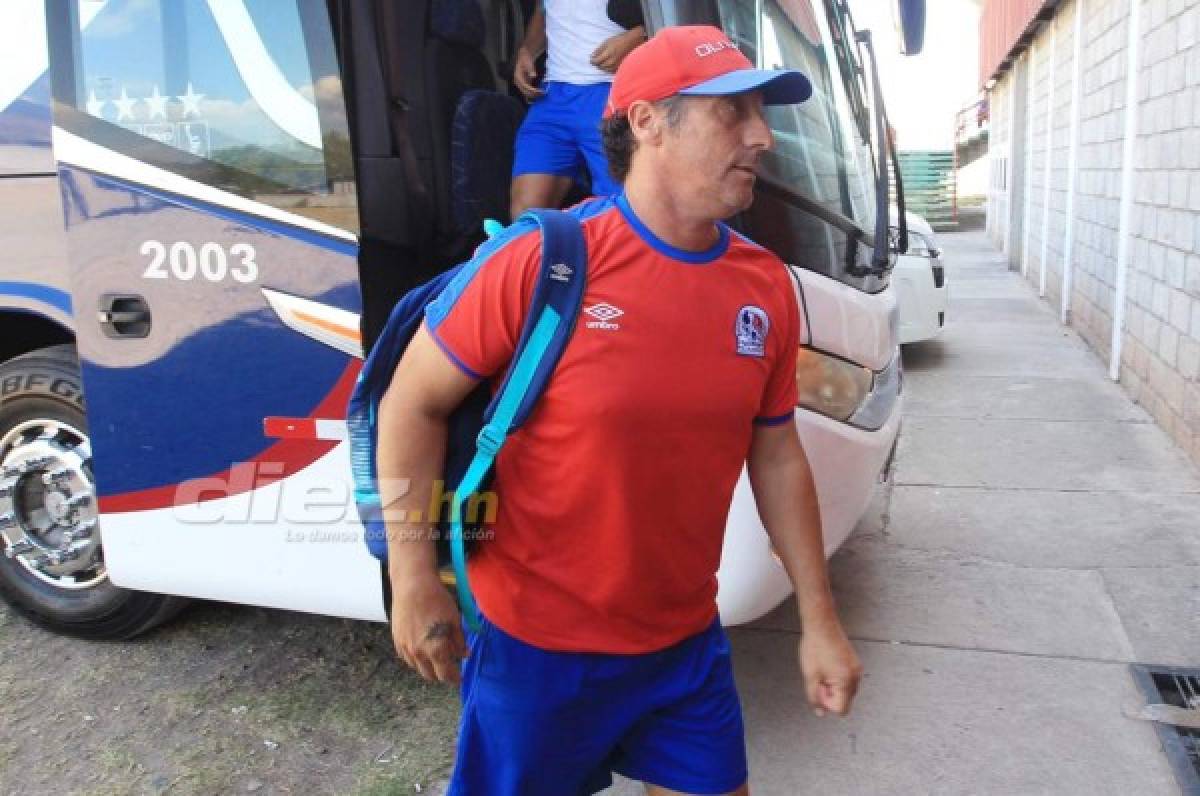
[263,417,319,439]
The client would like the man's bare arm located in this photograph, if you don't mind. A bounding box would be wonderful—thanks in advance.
[746,421,863,716]
[514,4,546,99]
[376,322,480,684]
[519,3,547,58]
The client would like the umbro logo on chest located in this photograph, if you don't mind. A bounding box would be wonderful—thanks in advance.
[584,302,624,330]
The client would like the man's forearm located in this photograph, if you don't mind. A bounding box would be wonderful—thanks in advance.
[520,5,547,57]
[376,397,448,586]
[748,449,839,629]
[747,422,861,713]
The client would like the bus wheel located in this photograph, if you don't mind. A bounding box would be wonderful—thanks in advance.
[0,345,186,639]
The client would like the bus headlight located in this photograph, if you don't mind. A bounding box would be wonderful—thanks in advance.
[795,347,873,422]
[794,347,903,430]
[905,230,942,259]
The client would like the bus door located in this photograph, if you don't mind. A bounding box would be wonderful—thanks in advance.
[46,0,386,620]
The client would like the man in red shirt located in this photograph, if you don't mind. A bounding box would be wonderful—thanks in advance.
[377,25,862,795]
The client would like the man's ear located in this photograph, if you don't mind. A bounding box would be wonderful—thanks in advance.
[626,100,663,148]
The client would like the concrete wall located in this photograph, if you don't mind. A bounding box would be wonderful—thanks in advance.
[985,57,1013,248]
[985,0,1200,467]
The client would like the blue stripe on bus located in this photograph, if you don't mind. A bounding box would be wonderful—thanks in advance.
[82,168,360,258]
[0,281,73,314]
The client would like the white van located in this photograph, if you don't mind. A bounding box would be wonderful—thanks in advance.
[894,210,948,344]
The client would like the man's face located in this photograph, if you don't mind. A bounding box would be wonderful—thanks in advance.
[658,92,774,219]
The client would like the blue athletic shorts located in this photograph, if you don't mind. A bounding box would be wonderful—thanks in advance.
[512,80,621,197]
[447,614,748,795]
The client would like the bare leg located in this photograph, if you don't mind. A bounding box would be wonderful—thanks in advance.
[644,784,749,796]
[510,173,575,219]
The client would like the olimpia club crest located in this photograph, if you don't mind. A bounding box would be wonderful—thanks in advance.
[735,305,769,357]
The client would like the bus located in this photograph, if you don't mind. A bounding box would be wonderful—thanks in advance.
[0,0,916,639]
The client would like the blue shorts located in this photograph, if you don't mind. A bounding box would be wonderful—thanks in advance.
[447,614,748,795]
[512,81,621,197]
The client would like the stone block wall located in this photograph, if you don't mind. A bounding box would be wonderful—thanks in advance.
[985,0,1200,465]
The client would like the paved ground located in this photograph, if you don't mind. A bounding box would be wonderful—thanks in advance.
[2,228,1196,794]
[638,228,1195,794]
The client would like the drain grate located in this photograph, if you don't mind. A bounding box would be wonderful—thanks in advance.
[1130,665,1200,795]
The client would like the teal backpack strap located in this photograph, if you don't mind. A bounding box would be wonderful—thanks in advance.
[450,208,588,631]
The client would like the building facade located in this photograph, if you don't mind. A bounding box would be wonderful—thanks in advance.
[984,0,1200,466]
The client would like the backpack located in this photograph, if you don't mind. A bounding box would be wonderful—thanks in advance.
[347,209,588,631]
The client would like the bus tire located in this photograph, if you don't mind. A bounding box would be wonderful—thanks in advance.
[0,344,188,639]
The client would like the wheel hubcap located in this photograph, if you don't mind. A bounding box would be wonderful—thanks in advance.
[0,419,105,590]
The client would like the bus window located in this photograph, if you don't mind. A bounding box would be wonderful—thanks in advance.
[705,0,886,289]
[719,0,874,232]
[64,0,356,233]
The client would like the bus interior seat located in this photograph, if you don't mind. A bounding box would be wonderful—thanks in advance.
[425,0,515,256]
[430,0,592,238]
[450,90,524,235]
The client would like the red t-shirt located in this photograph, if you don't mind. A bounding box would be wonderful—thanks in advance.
[425,195,802,653]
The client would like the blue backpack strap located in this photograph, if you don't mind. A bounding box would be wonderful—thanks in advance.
[450,208,588,631]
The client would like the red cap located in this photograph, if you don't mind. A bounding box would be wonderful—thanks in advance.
[604,25,812,119]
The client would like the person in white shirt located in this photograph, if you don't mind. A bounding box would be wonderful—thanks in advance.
[509,0,645,219]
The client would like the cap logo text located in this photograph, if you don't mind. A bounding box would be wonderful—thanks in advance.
[694,39,737,58]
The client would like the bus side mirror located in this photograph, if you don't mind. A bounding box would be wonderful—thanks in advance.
[894,0,926,56]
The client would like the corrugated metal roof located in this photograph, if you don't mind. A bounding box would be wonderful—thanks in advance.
[980,0,1061,86]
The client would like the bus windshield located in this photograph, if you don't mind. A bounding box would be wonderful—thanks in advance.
[655,0,888,291]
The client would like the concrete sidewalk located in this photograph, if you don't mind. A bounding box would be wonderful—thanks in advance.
[615,229,1200,794]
